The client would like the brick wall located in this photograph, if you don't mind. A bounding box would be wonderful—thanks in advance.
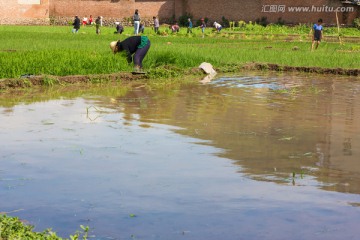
[184,0,359,25]
[0,0,50,24]
[0,0,359,25]
[259,0,358,25]
[50,0,175,23]
[183,0,262,23]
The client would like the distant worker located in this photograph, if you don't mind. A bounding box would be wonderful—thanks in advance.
[82,16,88,26]
[170,22,180,33]
[153,16,160,34]
[115,22,124,34]
[200,18,206,37]
[95,16,101,34]
[110,36,151,73]
[187,18,193,33]
[72,16,80,33]
[133,9,141,35]
[311,18,323,51]
[213,21,222,32]
[139,22,145,34]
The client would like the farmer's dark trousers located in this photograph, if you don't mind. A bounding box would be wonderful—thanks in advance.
[133,41,151,68]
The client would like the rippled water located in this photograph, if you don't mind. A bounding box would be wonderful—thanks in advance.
[1,72,360,240]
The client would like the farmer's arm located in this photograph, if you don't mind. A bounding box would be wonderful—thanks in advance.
[121,44,132,63]
[125,49,132,63]
[119,39,134,63]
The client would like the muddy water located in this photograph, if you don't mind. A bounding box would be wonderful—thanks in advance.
[1,72,360,240]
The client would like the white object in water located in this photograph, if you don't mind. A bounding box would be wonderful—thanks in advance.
[199,62,217,83]
[199,62,216,75]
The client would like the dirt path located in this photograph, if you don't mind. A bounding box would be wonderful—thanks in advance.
[0,72,147,90]
[242,63,360,76]
[1,64,359,90]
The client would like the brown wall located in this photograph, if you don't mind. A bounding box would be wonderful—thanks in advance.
[259,0,359,25]
[0,0,50,24]
[0,0,359,25]
[50,0,175,21]
[184,0,359,25]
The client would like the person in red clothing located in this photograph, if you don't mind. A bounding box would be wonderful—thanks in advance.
[110,36,151,72]
[82,16,88,26]
[170,22,180,33]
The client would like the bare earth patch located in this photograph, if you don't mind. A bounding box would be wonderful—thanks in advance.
[0,64,359,90]
[241,63,360,76]
[0,72,147,90]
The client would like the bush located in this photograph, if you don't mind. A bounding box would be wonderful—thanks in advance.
[238,20,246,29]
[178,13,193,27]
[0,214,89,240]
[255,16,269,27]
[276,17,286,26]
[354,18,360,30]
[221,16,230,28]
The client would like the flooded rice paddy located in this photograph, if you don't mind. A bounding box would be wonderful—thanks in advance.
[1,72,360,240]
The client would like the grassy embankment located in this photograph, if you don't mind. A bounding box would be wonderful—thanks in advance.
[0,24,359,82]
[0,214,89,240]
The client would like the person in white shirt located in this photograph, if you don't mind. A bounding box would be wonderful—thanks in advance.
[213,21,222,32]
[153,16,160,33]
[82,16,88,26]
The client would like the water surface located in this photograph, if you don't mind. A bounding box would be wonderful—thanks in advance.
[1,72,360,240]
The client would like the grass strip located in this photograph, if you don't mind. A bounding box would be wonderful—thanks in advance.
[0,25,359,81]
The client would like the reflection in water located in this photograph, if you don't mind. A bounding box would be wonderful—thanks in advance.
[1,72,360,239]
[116,73,360,194]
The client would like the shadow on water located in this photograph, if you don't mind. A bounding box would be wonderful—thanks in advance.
[1,71,360,239]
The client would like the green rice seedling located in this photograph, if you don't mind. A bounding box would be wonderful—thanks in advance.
[89,75,112,84]
[42,75,58,86]
[0,25,359,80]
[307,85,326,95]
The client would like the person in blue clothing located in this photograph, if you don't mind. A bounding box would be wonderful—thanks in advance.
[187,18,193,34]
[311,18,323,51]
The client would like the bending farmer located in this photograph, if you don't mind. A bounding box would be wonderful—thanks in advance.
[110,36,151,72]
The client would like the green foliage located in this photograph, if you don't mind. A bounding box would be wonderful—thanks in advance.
[276,17,286,26]
[221,16,230,28]
[69,225,89,240]
[354,18,360,30]
[238,20,246,29]
[0,25,359,80]
[147,65,183,79]
[151,52,178,66]
[42,75,59,86]
[255,16,269,27]
[0,214,90,240]
[178,12,193,27]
